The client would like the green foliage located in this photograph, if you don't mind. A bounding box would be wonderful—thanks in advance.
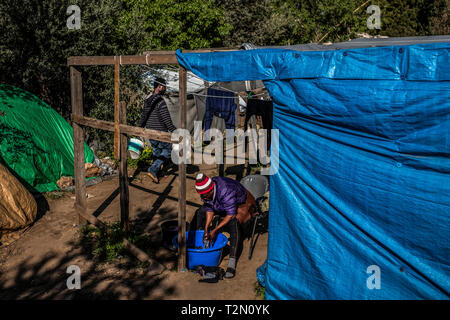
[216,0,449,46]
[80,221,154,265]
[119,0,231,51]
[1,0,448,156]
[127,145,153,169]
[254,282,266,299]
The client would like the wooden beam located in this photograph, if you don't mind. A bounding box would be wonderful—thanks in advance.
[71,114,114,131]
[119,101,130,233]
[177,66,187,272]
[68,56,115,66]
[67,54,178,66]
[70,66,87,225]
[114,57,120,158]
[119,123,174,144]
[71,114,173,143]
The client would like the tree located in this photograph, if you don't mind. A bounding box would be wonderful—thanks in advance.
[0,0,230,153]
[216,0,450,46]
[119,0,231,51]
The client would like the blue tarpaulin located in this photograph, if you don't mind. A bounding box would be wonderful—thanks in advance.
[176,42,450,300]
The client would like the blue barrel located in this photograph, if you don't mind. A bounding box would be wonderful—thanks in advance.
[173,230,229,270]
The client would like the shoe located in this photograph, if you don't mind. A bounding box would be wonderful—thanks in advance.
[146,172,159,184]
[224,267,235,279]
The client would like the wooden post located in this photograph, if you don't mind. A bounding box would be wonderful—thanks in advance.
[70,66,87,225]
[177,66,187,271]
[119,101,130,233]
[114,56,120,159]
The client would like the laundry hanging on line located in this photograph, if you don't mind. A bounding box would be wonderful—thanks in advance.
[245,97,273,148]
[204,87,237,140]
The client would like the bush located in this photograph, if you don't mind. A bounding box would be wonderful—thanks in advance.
[127,145,153,169]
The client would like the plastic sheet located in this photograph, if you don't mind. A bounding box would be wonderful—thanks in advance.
[0,85,94,192]
[176,42,450,299]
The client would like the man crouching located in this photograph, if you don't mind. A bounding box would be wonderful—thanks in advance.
[190,173,258,278]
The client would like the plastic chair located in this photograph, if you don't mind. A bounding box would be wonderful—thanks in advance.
[240,174,269,260]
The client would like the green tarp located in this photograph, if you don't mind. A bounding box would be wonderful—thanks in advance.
[0,84,93,192]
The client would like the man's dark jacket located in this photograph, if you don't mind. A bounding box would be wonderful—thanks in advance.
[138,94,176,132]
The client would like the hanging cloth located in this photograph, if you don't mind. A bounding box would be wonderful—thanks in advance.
[205,87,237,140]
[244,98,273,148]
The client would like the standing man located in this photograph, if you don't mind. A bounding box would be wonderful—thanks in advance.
[191,173,258,278]
[138,77,177,183]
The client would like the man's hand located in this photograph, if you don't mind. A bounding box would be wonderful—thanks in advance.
[203,229,217,248]
[203,229,209,243]
[203,229,216,241]
[208,229,217,241]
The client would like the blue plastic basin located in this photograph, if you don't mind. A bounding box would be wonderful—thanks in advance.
[173,230,229,270]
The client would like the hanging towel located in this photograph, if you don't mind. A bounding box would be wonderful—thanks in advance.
[205,88,237,140]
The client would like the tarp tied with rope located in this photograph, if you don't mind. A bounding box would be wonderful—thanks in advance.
[176,42,450,299]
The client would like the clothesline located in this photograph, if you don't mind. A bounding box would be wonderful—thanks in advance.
[143,65,270,99]
[189,91,268,99]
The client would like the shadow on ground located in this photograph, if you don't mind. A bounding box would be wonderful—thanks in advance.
[0,155,268,299]
[0,208,179,299]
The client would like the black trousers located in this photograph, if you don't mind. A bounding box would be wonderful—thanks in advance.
[190,206,243,259]
[244,98,273,150]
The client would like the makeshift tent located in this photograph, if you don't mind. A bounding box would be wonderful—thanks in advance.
[175,37,450,299]
[0,85,94,192]
[0,163,37,231]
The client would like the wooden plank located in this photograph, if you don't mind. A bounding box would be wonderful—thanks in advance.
[70,66,87,225]
[119,101,130,233]
[71,114,174,143]
[120,123,173,144]
[131,54,178,65]
[68,54,178,66]
[68,56,115,66]
[71,114,114,131]
[177,66,187,272]
[67,49,242,66]
[114,57,120,158]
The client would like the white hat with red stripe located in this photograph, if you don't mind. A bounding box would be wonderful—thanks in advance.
[195,173,214,194]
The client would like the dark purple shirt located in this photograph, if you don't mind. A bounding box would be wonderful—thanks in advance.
[203,176,248,216]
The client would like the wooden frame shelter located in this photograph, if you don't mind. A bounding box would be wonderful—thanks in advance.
[68,48,239,275]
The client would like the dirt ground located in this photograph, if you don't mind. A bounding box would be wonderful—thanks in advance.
[0,161,268,300]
